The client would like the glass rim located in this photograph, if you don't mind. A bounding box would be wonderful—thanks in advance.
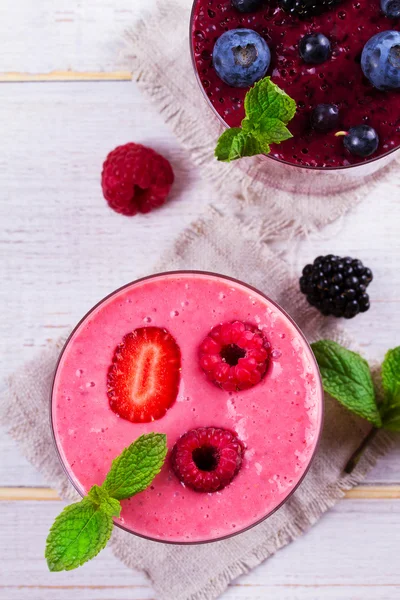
[189,0,400,173]
[50,270,325,545]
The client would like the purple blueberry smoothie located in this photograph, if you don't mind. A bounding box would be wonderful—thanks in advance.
[191,0,400,168]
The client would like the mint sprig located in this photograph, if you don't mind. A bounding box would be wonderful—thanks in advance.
[46,433,167,572]
[311,341,400,471]
[215,77,296,162]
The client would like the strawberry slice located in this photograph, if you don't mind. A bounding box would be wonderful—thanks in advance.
[107,327,181,423]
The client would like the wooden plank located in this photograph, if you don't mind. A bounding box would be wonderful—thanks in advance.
[0,488,60,501]
[0,0,155,73]
[0,500,399,600]
[345,485,400,500]
[0,71,132,82]
[2,586,400,600]
[0,81,212,382]
[1,485,400,502]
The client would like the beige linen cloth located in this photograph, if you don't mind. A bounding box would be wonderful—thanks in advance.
[1,1,399,599]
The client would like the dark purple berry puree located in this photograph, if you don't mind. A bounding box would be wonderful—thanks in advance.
[191,0,400,168]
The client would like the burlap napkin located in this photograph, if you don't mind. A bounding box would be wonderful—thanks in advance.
[1,1,398,599]
[0,208,394,600]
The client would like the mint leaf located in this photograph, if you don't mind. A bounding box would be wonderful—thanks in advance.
[244,77,296,125]
[228,132,263,161]
[256,118,293,144]
[46,433,168,572]
[311,340,382,427]
[381,347,400,404]
[45,498,113,572]
[215,128,243,161]
[215,77,296,162]
[87,485,121,517]
[215,129,264,162]
[103,433,167,500]
[380,347,400,431]
[380,404,400,432]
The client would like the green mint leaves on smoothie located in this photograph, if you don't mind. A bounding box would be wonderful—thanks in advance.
[45,497,115,572]
[45,433,167,572]
[103,432,168,500]
[311,340,400,432]
[215,77,296,162]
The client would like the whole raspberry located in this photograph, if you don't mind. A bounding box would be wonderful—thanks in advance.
[101,143,174,216]
[171,427,245,493]
[199,321,270,391]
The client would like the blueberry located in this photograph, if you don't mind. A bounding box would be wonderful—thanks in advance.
[343,125,379,158]
[381,0,400,18]
[311,104,340,132]
[361,30,400,90]
[231,0,265,12]
[213,29,271,88]
[299,33,331,65]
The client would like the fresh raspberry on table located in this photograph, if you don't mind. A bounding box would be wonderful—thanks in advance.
[199,321,270,391]
[171,427,245,493]
[101,143,174,216]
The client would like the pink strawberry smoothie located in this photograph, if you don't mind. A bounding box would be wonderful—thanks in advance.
[52,272,323,543]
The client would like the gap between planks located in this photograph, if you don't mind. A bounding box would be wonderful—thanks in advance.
[0,486,399,502]
[0,71,132,82]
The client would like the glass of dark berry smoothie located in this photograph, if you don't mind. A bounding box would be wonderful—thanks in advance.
[191,0,400,193]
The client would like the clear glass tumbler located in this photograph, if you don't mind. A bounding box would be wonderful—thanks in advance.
[51,271,324,544]
[190,0,399,196]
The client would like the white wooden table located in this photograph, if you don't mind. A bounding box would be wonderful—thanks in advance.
[0,2,399,599]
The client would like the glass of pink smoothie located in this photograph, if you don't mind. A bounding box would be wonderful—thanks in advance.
[51,271,323,544]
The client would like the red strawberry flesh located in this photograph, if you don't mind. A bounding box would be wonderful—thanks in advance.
[107,327,181,423]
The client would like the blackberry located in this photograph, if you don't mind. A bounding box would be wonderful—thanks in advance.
[300,255,373,319]
[279,0,343,18]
